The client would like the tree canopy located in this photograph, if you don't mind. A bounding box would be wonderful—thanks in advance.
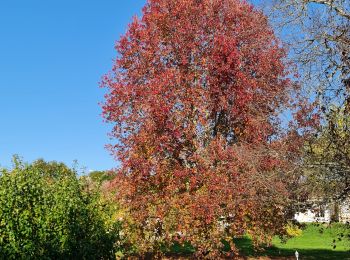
[102,0,310,257]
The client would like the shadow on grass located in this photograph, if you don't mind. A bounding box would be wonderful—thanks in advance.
[234,237,350,260]
[168,241,195,256]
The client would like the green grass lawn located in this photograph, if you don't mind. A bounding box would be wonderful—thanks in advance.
[166,223,350,259]
[235,223,350,259]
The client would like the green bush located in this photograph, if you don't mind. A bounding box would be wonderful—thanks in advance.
[0,157,120,259]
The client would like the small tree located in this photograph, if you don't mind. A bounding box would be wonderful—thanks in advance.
[0,158,120,259]
[102,0,308,257]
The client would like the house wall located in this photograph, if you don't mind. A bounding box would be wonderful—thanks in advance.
[294,209,331,223]
[339,200,350,223]
[295,199,350,223]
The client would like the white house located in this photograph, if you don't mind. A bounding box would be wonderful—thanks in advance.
[294,199,350,223]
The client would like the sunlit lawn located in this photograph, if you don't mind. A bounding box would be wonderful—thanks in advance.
[167,223,350,259]
[235,223,350,259]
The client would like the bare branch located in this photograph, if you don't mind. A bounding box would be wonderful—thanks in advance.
[308,0,350,20]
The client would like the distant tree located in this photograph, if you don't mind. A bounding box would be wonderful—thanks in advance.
[102,0,312,257]
[0,157,121,259]
[304,106,350,202]
[89,170,116,183]
[267,0,350,108]
[266,0,350,221]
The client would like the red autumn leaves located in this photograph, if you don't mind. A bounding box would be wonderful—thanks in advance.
[102,0,311,257]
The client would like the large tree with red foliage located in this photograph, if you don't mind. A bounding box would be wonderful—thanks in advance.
[102,0,306,257]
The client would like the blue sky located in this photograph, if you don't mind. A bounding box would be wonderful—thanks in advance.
[0,0,146,171]
[0,0,268,171]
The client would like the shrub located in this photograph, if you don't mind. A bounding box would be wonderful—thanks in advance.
[0,157,120,259]
[285,222,303,238]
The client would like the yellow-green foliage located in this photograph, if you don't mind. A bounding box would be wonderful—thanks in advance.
[285,223,303,238]
[0,157,121,259]
[304,105,350,200]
